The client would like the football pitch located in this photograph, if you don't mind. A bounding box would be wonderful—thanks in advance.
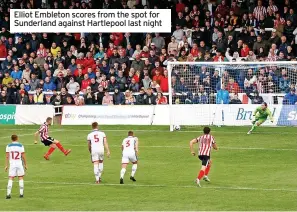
[0,125,296,211]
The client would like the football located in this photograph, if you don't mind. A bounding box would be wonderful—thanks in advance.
[174,125,181,131]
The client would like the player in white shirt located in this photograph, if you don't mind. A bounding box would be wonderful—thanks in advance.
[120,131,139,184]
[87,122,110,184]
[5,135,27,199]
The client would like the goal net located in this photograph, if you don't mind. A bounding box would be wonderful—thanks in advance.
[167,61,297,131]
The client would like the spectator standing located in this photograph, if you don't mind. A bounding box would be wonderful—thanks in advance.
[152,33,165,49]
[216,84,230,104]
[253,0,267,21]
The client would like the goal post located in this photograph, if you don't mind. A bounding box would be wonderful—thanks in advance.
[167,61,297,131]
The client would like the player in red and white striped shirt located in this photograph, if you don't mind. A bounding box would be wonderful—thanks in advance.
[190,127,218,187]
[34,117,71,160]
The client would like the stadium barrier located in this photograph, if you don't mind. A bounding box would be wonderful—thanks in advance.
[0,105,54,125]
[61,105,297,126]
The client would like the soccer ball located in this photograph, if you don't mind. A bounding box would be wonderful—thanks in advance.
[174,125,181,131]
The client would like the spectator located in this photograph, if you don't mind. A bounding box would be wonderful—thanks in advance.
[230,93,242,104]
[102,90,113,105]
[156,92,168,104]
[18,91,30,105]
[216,84,230,104]
[0,90,7,104]
[66,77,80,94]
[84,86,94,105]
[279,74,291,92]
[124,90,136,105]
[168,37,178,54]
[81,74,91,91]
[152,33,165,49]
[11,66,22,80]
[226,78,240,93]
[33,88,44,104]
[2,71,13,86]
[144,88,156,105]
[94,85,105,105]
[247,90,264,104]
[43,77,56,91]
[283,88,297,104]
[113,87,125,105]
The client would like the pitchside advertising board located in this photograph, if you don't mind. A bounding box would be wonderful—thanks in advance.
[0,105,16,124]
[0,105,54,125]
[61,105,297,126]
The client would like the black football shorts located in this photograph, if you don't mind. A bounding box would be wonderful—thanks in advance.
[41,137,55,146]
[198,155,210,166]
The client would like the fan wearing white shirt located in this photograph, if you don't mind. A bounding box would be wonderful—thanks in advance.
[87,122,110,184]
[120,131,139,184]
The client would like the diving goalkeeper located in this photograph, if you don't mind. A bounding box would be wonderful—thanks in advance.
[247,102,274,134]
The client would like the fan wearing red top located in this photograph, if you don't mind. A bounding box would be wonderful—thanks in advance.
[190,43,199,57]
[84,52,95,69]
[190,127,218,187]
[241,43,250,57]
[160,69,169,92]
[156,92,167,104]
[176,0,185,13]
[107,43,115,58]
[81,74,91,91]
[76,53,87,67]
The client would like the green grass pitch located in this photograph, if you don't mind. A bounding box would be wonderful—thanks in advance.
[0,125,296,211]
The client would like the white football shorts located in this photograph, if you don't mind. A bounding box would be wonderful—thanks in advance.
[121,152,138,164]
[9,165,25,177]
[91,152,104,162]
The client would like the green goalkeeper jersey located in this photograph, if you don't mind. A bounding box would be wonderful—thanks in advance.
[253,106,273,121]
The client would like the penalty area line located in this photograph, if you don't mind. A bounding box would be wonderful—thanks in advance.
[8,181,297,193]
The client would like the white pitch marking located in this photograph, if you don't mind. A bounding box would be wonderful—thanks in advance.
[0,142,293,152]
[4,180,296,193]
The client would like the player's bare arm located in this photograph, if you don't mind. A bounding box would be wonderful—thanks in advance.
[190,139,197,156]
[34,131,39,144]
[212,143,218,150]
[88,140,91,154]
[103,137,110,157]
[135,139,139,156]
[22,153,27,170]
[4,152,9,171]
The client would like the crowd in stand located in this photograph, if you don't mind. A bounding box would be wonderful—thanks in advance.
[0,0,297,105]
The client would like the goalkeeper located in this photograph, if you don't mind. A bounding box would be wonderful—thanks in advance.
[247,102,274,134]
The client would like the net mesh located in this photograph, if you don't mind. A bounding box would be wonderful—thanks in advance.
[167,62,297,129]
[169,62,297,105]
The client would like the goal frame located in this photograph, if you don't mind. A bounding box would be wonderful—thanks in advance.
[167,61,297,131]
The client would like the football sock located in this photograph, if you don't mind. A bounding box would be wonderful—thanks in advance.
[205,164,211,176]
[7,179,13,196]
[46,147,55,156]
[251,124,257,132]
[94,164,99,181]
[56,143,66,154]
[19,179,24,195]
[131,164,137,177]
[98,163,103,178]
[120,168,126,179]
[197,170,205,180]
